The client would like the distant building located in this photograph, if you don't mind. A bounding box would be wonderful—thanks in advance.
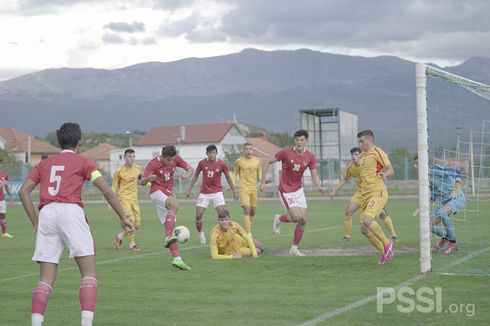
[109,122,246,176]
[0,127,59,164]
[81,143,119,175]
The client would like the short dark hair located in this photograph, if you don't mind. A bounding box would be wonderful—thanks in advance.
[206,144,217,153]
[350,147,361,154]
[243,142,253,147]
[161,145,177,157]
[413,154,418,161]
[56,122,82,150]
[218,209,230,219]
[357,129,374,139]
[124,148,135,156]
[294,129,309,139]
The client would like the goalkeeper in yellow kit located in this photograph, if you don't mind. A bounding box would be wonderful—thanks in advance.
[210,210,265,260]
[112,149,143,252]
[232,142,264,237]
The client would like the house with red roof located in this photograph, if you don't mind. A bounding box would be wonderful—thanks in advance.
[81,143,119,175]
[0,127,59,164]
[109,122,247,176]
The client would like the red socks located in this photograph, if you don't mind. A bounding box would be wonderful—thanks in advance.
[165,211,179,258]
[32,282,52,315]
[79,277,98,312]
[292,224,305,246]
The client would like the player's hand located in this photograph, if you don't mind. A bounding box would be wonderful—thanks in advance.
[264,178,272,184]
[185,190,191,198]
[121,217,135,234]
[412,208,420,217]
[7,196,14,205]
[258,183,265,192]
[232,191,238,201]
[233,252,242,259]
[146,174,156,182]
[318,186,326,194]
[328,190,336,199]
[0,179,8,187]
[451,188,458,199]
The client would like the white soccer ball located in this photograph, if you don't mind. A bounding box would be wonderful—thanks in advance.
[173,225,190,243]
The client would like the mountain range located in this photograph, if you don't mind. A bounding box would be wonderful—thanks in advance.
[1,48,490,150]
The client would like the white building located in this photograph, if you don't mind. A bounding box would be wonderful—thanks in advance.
[109,122,247,176]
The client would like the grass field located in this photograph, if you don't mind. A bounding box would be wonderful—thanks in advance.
[1,198,489,325]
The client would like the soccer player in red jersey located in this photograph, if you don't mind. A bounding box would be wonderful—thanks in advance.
[0,158,14,238]
[259,129,325,256]
[140,145,194,270]
[18,123,134,326]
[185,145,237,244]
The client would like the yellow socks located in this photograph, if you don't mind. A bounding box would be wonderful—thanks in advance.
[368,220,389,245]
[343,215,352,238]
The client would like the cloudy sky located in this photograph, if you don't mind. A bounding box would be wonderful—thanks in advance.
[1,0,490,80]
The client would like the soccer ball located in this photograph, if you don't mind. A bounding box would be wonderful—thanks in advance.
[173,225,190,243]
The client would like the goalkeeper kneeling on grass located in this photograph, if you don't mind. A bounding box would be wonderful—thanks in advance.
[210,210,265,259]
[413,155,465,256]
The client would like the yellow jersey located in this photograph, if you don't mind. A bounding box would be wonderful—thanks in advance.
[112,164,142,202]
[343,162,362,193]
[358,147,391,194]
[210,221,257,260]
[232,156,262,192]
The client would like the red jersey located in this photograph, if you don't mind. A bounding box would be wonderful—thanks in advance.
[196,158,229,194]
[143,155,188,195]
[275,147,317,193]
[0,171,9,201]
[27,150,98,209]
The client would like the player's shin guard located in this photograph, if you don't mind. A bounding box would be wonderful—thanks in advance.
[344,215,352,238]
[243,215,251,233]
[79,277,97,312]
[165,211,179,258]
[32,282,52,316]
[381,215,397,237]
[292,224,305,246]
[195,218,203,233]
[365,231,384,254]
[367,220,389,245]
[0,218,7,234]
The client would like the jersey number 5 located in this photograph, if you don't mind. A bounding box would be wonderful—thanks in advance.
[48,165,65,196]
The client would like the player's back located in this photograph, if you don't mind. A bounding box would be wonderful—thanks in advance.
[30,150,97,209]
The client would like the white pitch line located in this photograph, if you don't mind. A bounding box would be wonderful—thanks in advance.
[0,226,341,283]
[298,246,490,326]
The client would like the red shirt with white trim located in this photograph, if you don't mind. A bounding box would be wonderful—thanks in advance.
[196,158,228,194]
[143,155,188,195]
[27,150,98,209]
[275,147,317,193]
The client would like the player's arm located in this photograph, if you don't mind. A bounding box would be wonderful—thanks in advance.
[238,224,258,257]
[92,171,134,234]
[310,168,325,194]
[140,163,156,186]
[186,165,201,198]
[4,184,14,203]
[111,168,120,194]
[329,166,349,198]
[231,159,240,184]
[257,159,263,182]
[223,169,237,200]
[259,157,278,191]
[19,178,39,232]
[379,164,394,179]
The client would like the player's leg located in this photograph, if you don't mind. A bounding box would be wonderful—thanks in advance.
[75,255,97,326]
[248,191,258,236]
[165,196,191,270]
[253,238,266,254]
[340,200,360,241]
[0,202,13,238]
[128,202,141,252]
[114,200,130,250]
[379,208,398,241]
[288,207,307,256]
[31,263,57,326]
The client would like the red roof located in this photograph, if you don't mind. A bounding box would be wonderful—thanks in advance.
[138,123,237,146]
[247,137,281,159]
[0,127,59,154]
[81,143,119,161]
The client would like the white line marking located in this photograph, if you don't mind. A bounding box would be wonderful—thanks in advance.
[298,246,490,326]
[0,226,341,283]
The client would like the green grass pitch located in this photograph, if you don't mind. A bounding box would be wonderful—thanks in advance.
[1,198,489,325]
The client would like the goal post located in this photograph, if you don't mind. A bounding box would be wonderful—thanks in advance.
[415,63,490,275]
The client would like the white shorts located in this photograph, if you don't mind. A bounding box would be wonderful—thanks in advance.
[32,202,94,264]
[279,188,307,209]
[196,192,225,209]
[0,200,5,214]
[149,190,170,224]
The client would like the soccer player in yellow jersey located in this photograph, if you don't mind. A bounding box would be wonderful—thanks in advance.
[357,130,395,265]
[112,149,143,252]
[329,147,398,242]
[232,142,263,236]
[209,210,265,260]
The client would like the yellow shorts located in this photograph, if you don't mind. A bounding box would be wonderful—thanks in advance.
[239,188,257,208]
[222,235,252,256]
[121,200,141,223]
[360,189,388,219]
[350,191,363,205]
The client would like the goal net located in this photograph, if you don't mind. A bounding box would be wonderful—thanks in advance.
[415,63,490,275]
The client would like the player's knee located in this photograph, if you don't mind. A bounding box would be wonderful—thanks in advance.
[361,216,372,227]
[249,209,256,217]
[360,224,369,234]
